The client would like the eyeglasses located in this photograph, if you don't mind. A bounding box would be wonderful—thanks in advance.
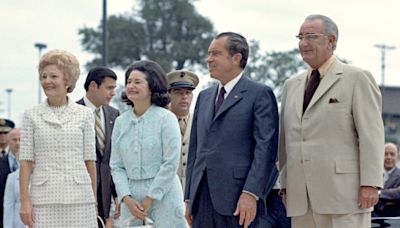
[296,33,326,41]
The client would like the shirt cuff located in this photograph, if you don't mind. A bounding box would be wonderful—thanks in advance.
[242,190,259,201]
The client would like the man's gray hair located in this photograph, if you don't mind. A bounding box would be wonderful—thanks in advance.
[306,14,339,50]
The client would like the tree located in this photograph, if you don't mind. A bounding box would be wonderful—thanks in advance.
[79,0,215,72]
[245,40,307,100]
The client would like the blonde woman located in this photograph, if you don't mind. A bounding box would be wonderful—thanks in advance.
[19,50,97,227]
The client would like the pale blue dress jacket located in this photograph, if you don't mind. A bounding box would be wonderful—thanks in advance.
[3,169,25,228]
[110,105,188,227]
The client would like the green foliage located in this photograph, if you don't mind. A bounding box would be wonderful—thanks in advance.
[79,0,215,72]
[245,40,307,100]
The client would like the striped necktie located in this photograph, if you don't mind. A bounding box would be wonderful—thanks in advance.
[95,108,105,156]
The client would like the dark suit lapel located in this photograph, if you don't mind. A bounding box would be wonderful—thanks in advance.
[102,106,113,155]
[204,85,218,130]
[213,76,246,120]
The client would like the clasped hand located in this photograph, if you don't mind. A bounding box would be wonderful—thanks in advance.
[125,196,153,221]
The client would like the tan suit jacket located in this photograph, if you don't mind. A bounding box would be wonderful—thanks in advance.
[279,58,384,216]
[178,113,192,191]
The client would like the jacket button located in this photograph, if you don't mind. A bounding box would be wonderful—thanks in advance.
[182,162,186,166]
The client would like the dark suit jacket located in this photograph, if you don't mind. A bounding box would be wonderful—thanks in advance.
[77,98,119,217]
[184,75,279,216]
[374,167,400,217]
[0,154,11,226]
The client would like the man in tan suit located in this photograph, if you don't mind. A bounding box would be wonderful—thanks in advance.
[279,14,384,228]
[166,70,199,191]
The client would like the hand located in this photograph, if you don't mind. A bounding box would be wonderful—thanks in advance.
[280,189,287,208]
[233,192,257,228]
[358,186,379,208]
[20,197,35,228]
[141,196,154,215]
[113,197,121,219]
[124,196,147,220]
[105,217,113,228]
[185,202,192,227]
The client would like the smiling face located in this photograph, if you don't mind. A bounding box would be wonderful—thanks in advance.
[125,70,151,105]
[298,19,335,69]
[40,64,68,99]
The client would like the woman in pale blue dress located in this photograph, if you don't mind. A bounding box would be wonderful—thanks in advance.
[110,60,188,228]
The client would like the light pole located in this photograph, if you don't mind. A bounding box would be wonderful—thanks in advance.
[5,88,13,119]
[374,44,396,115]
[102,0,108,66]
[34,42,47,104]
[374,44,396,87]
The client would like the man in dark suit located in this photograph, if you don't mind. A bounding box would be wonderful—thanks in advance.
[374,142,400,217]
[77,67,119,228]
[184,32,279,228]
[0,118,15,228]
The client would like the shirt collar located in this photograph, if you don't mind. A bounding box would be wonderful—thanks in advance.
[83,96,102,113]
[307,55,336,80]
[386,166,397,175]
[218,71,243,97]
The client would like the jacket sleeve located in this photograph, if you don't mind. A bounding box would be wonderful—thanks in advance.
[147,113,181,200]
[3,173,16,227]
[352,70,384,188]
[19,110,34,161]
[83,110,96,161]
[243,86,279,197]
[110,117,131,203]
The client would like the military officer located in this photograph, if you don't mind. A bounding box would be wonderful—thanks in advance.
[166,70,199,192]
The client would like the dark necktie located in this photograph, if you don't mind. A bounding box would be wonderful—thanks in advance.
[303,69,320,113]
[215,87,226,114]
[1,150,5,157]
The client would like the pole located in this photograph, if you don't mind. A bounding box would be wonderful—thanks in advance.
[34,43,47,104]
[5,88,12,119]
[102,0,108,66]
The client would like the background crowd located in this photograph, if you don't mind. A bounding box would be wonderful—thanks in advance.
[0,14,396,228]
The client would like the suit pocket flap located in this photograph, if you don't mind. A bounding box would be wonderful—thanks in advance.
[233,167,249,179]
[31,173,49,186]
[73,173,91,184]
[335,160,359,174]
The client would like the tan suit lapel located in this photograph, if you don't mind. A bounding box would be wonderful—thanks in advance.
[183,113,192,143]
[304,60,344,114]
[295,74,307,119]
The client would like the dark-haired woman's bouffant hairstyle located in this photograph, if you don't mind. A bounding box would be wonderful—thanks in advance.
[121,60,170,108]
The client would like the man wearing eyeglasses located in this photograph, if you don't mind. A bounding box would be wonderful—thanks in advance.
[279,14,384,228]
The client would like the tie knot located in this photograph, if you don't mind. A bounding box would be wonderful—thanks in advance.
[311,69,320,80]
[220,86,226,95]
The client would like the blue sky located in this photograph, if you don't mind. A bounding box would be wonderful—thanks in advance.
[1,0,399,126]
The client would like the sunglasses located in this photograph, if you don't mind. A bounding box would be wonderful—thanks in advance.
[0,132,9,134]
